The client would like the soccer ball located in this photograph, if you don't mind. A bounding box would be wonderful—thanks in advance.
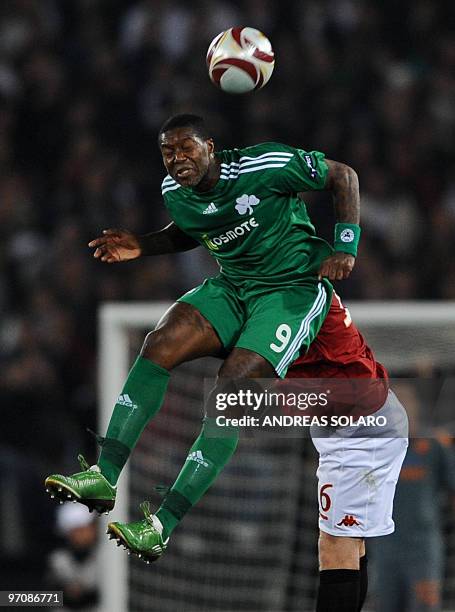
[206,27,275,94]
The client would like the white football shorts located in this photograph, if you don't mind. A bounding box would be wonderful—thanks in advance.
[311,389,408,538]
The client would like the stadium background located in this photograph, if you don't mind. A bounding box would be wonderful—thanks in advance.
[0,0,454,610]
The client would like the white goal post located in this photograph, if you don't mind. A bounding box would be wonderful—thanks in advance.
[98,301,455,612]
[98,302,172,612]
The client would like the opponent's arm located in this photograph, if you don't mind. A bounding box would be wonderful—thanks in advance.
[319,159,360,281]
[89,222,199,263]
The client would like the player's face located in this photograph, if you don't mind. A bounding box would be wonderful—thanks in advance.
[159,128,215,188]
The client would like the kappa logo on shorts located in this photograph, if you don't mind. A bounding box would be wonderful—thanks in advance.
[337,514,361,527]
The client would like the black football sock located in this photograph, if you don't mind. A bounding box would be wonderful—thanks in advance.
[316,569,360,612]
[358,555,368,611]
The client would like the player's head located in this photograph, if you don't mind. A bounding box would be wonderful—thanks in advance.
[158,114,216,188]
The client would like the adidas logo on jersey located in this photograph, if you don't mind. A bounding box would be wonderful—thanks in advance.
[203,202,218,214]
[116,393,138,410]
[186,450,209,467]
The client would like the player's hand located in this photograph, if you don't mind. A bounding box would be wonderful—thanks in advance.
[88,228,142,263]
[318,253,355,281]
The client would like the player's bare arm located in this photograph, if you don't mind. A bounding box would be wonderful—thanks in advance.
[88,222,199,263]
[319,159,360,281]
[325,160,360,225]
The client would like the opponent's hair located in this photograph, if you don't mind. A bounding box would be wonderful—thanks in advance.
[158,114,211,144]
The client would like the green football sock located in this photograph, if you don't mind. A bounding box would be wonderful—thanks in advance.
[156,419,239,539]
[98,357,170,485]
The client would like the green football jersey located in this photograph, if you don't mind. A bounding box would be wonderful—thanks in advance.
[161,142,333,286]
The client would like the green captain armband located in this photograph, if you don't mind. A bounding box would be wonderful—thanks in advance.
[334,223,361,256]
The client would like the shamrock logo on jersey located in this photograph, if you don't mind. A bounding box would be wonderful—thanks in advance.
[235,194,260,215]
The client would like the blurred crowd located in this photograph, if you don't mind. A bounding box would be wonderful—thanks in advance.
[0,0,454,596]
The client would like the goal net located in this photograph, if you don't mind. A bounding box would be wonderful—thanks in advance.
[98,302,455,612]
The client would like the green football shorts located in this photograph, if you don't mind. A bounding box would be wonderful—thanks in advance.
[178,275,332,378]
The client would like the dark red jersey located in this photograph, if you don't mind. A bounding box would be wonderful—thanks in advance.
[287,292,388,414]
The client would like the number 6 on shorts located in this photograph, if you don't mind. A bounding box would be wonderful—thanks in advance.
[319,483,333,521]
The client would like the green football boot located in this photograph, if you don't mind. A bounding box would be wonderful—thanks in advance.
[107,501,169,564]
[45,454,116,515]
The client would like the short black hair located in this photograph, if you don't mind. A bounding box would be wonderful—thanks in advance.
[158,113,211,144]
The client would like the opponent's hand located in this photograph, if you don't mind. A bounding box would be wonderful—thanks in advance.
[88,228,142,263]
[318,253,355,281]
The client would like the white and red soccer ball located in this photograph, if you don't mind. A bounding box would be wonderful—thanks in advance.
[206,27,275,94]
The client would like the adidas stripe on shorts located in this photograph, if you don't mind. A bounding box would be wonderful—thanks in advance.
[311,389,409,537]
